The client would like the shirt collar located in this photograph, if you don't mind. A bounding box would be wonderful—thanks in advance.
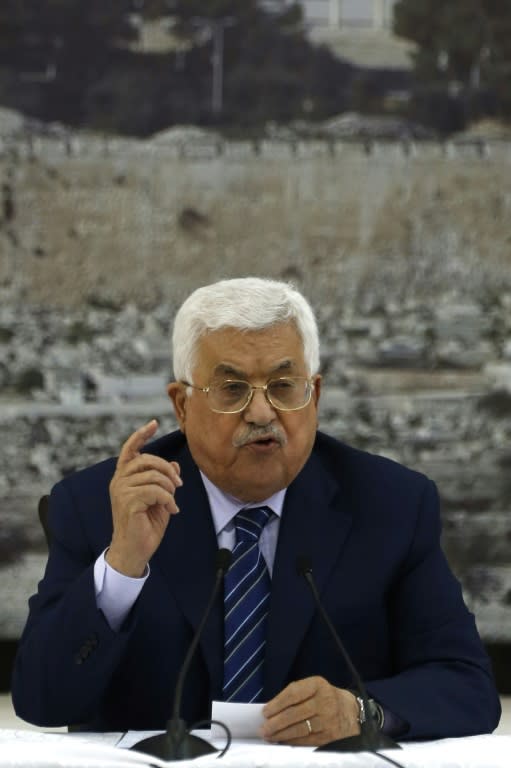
[200,471,286,536]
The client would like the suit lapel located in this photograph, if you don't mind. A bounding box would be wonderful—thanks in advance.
[263,449,353,699]
[151,444,224,700]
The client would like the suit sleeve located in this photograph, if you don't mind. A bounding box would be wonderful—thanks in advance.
[11,480,138,727]
[366,479,501,740]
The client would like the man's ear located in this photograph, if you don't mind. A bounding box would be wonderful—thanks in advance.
[167,382,187,431]
[312,374,322,406]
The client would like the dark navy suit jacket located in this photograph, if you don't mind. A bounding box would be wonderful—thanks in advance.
[12,430,501,738]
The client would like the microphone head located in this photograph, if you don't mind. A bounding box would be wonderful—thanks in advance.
[216,547,233,574]
[296,555,312,577]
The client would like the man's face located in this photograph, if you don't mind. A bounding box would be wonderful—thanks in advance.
[168,323,321,502]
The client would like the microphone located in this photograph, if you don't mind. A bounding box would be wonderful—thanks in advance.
[296,556,401,754]
[132,548,233,761]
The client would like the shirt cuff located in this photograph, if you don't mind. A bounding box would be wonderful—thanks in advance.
[94,548,149,632]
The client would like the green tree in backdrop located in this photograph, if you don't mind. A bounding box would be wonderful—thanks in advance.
[394,0,511,129]
[0,0,355,135]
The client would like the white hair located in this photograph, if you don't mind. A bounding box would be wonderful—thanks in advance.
[172,277,320,382]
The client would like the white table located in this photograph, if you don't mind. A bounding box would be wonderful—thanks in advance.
[0,729,510,768]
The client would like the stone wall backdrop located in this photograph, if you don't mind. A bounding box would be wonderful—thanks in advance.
[1,111,510,687]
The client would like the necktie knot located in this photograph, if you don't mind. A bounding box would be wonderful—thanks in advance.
[234,506,272,544]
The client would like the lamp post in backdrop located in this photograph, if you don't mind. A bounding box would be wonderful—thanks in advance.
[191,16,235,116]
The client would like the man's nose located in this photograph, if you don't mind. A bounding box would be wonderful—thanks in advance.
[243,387,276,424]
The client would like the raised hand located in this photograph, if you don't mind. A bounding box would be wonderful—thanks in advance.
[107,420,182,577]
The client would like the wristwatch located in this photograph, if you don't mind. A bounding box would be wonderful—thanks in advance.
[354,694,385,731]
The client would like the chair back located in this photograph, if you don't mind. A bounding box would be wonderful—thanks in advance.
[38,494,51,547]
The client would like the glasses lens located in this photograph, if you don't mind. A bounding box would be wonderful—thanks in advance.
[267,378,311,410]
[210,380,251,412]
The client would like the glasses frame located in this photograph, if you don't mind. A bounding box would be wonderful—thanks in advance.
[180,376,315,414]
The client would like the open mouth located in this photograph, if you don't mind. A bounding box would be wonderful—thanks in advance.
[247,437,279,450]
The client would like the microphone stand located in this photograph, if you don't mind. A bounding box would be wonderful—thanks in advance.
[131,549,232,761]
[297,557,401,754]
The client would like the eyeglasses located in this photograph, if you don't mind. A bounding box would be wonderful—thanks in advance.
[181,376,314,414]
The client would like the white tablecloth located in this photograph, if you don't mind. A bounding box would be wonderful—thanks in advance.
[0,729,509,768]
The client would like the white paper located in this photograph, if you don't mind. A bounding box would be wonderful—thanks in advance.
[211,700,265,739]
[0,729,168,767]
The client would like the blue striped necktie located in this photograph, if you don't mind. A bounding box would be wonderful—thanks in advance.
[223,506,273,703]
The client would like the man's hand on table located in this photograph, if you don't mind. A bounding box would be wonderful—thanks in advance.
[261,676,360,747]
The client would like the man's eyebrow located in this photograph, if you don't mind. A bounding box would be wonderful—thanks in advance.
[270,359,295,374]
[213,363,246,378]
[212,359,296,379]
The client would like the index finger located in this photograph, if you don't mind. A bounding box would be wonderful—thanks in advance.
[117,419,159,467]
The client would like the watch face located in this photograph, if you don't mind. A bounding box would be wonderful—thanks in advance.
[368,699,384,730]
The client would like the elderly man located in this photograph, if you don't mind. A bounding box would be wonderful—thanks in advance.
[12,277,500,745]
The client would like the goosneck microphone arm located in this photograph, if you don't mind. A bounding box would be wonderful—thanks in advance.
[132,548,233,762]
[296,556,402,756]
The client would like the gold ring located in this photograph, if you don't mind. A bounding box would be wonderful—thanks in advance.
[305,718,312,735]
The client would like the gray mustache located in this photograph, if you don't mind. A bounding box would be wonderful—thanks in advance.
[233,425,287,448]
